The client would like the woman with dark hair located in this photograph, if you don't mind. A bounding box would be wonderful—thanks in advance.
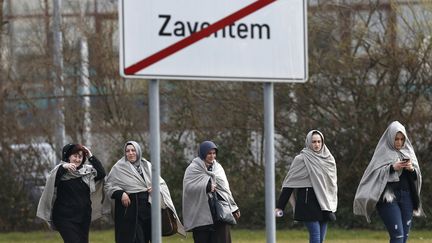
[275,130,338,243]
[354,121,425,243]
[183,140,240,243]
[37,143,106,243]
[104,141,185,243]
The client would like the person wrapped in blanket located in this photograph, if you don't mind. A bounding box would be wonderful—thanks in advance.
[183,140,240,243]
[105,140,185,243]
[275,130,337,243]
[37,143,106,243]
[354,121,425,243]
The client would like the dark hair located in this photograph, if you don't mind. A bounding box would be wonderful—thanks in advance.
[62,144,87,163]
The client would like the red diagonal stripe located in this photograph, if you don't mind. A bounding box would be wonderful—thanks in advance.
[124,0,275,75]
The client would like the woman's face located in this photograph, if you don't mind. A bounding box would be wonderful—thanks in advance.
[394,132,405,150]
[125,144,137,162]
[205,149,217,164]
[69,151,83,167]
[311,134,323,152]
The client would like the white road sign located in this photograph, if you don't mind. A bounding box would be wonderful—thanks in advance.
[119,0,308,82]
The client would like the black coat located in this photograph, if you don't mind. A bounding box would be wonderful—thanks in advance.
[112,190,151,243]
[52,156,106,224]
[277,187,334,222]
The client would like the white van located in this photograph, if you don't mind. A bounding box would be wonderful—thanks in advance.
[9,143,57,202]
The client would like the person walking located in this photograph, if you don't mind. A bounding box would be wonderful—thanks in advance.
[275,130,337,243]
[105,140,185,243]
[183,140,240,243]
[354,121,424,243]
[37,143,106,243]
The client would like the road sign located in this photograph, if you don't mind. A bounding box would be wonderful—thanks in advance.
[119,0,307,82]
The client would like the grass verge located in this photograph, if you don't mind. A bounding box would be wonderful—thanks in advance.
[0,228,431,243]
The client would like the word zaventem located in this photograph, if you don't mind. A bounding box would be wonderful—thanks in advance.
[158,15,271,39]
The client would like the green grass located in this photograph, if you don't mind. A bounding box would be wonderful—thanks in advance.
[0,229,431,243]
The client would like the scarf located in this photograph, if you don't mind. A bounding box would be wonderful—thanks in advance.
[353,121,424,222]
[183,157,238,231]
[282,130,338,212]
[36,161,102,228]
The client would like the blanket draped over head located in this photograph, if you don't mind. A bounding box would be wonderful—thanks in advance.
[36,161,104,228]
[104,141,185,236]
[183,157,238,231]
[353,121,424,222]
[282,130,338,212]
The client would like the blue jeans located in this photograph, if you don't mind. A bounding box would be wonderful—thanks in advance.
[304,221,328,243]
[377,190,413,243]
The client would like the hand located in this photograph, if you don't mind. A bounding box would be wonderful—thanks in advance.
[233,210,241,220]
[147,187,152,193]
[63,163,77,172]
[392,160,407,171]
[121,192,131,207]
[275,208,284,217]
[211,184,216,192]
[82,145,93,158]
[404,159,415,172]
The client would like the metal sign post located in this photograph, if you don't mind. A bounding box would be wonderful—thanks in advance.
[264,82,275,243]
[149,79,161,243]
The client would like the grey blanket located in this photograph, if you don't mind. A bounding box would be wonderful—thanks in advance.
[182,157,238,231]
[353,121,424,222]
[282,130,338,212]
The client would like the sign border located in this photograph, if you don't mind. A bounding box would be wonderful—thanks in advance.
[119,0,308,82]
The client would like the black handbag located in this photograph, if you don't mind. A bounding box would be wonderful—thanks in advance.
[323,211,337,222]
[210,192,237,225]
[161,208,177,236]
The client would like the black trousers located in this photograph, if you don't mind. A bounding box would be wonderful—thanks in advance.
[115,195,152,243]
[135,210,152,243]
[55,220,90,243]
[192,223,231,243]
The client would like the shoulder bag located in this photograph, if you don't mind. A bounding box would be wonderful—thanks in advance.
[161,207,178,236]
[210,192,237,225]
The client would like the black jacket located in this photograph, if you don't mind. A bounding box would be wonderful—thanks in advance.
[52,156,106,224]
[383,168,419,210]
[277,187,334,222]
